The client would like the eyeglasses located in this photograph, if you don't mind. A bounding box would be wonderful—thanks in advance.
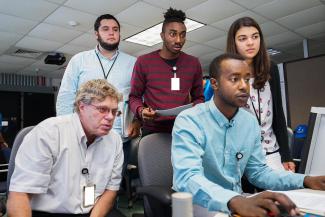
[88,104,121,117]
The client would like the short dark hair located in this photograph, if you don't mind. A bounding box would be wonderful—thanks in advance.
[94,14,120,31]
[209,53,245,79]
[162,7,186,32]
[226,17,270,89]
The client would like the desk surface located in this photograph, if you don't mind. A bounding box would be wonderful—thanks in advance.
[193,189,325,217]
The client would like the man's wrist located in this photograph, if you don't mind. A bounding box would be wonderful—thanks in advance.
[227,195,243,214]
[137,107,145,120]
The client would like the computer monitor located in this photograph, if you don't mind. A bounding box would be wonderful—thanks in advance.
[299,107,325,175]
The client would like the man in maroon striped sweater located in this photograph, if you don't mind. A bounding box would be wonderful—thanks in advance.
[129,8,204,136]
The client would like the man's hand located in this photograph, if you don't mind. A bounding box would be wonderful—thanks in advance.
[304,176,325,190]
[141,107,156,121]
[127,119,141,138]
[282,161,296,172]
[228,191,300,217]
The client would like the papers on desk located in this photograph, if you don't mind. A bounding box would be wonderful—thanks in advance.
[277,190,325,215]
[156,103,193,116]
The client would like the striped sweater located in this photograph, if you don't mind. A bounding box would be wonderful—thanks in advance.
[129,50,204,133]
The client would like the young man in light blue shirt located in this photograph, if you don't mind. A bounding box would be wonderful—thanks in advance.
[172,53,325,216]
[56,14,140,140]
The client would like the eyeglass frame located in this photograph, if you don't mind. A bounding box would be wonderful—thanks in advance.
[87,103,121,117]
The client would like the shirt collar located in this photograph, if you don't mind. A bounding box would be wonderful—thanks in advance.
[208,99,237,128]
[95,45,119,61]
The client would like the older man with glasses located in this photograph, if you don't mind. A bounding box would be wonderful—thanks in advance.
[7,79,124,217]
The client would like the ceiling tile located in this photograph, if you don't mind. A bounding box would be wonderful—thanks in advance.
[276,5,325,30]
[119,41,149,55]
[45,0,67,4]
[230,0,272,9]
[64,0,137,15]
[296,21,325,38]
[0,32,23,53]
[260,21,287,37]
[0,14,37,34]
[28,23,83,43]
[182,44,216,57]
[120,22,143,40]
[133,45,160,57]
[211,10,268,31]
[266,31,303,47]
[187,26,224,43]
[143,0,208,10]
[44,6,97,31]
[116,2,164,28]
[56,44,89,55]
[0,0,58,21]
[15,36,63,52]
[69,33,97,48]
[252,0,321,20]
[204,36,227,51]
[0,54,36,66]
[186,0,245,24]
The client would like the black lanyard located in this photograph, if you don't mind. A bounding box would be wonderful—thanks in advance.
[250,90,261,125]
[95,50,119,79]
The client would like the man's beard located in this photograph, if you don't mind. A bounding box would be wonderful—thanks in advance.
[98,36,119,51]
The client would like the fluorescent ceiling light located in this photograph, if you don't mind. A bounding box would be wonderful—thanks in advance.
[125,18,205,47]
[267,48,281,56]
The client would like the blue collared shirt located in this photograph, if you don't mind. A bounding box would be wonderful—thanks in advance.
[172,99,305,213]
[56,47,136,137]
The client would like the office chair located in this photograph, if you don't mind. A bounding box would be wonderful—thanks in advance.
[123,136,140,208]
[136,133,174,217]
[6,126,34,191]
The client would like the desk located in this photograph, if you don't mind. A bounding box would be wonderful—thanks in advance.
[193,189,325,217]
[279,188,325,216]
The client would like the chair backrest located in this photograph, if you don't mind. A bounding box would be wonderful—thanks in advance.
[137,133,173,187]
[6,126,34,192]
[287,127,294,152]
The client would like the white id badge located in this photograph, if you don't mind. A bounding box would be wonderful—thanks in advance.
[171,77,180,90]
[83,184,95,207]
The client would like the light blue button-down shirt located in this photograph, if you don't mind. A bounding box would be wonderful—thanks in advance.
[172,99,305,213]
[56,47,136,137]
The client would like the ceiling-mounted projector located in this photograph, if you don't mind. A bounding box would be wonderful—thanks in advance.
[44,53,66,65]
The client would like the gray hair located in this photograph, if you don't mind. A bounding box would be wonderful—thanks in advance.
[74,79,122,113]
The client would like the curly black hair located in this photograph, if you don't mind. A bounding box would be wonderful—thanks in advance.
[162,7,186,31]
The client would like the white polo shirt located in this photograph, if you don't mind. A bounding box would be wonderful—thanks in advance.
[9,113,123,214]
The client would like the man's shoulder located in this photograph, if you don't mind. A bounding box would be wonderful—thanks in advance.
[118,51,137,61]
[177,102,207,120]
[71,49,95,60]
[180,52,200,62]
[137,50,159,60]
[238,108,259,126]
[38,115,74,130]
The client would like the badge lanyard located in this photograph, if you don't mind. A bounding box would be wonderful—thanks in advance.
[250,90,261,126]
[95,50,119,79]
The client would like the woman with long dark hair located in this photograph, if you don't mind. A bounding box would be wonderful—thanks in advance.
[226,17,295,172]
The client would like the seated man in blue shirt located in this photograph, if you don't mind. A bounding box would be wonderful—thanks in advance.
[172,53,325,216]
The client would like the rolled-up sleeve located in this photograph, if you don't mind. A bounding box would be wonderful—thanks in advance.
[105,136,123,191]
[9,125,56,194]
[172,115,239,213]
